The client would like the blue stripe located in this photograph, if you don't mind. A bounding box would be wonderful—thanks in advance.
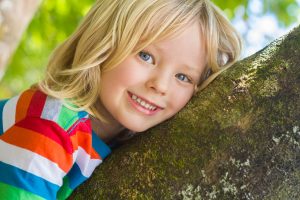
[67,163,88,190]
[77,111,88,118]
[0,99,8,135]
[0,161,60,200]
[92,131,111,159]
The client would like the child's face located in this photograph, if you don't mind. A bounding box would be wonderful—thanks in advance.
[99,21,207,132]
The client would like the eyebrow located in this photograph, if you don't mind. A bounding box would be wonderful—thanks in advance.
[151,44,202,74]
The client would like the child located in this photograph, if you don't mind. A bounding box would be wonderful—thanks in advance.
[0,0,241,199]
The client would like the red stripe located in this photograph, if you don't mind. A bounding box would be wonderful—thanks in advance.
[68,118,92,136]
[26,90,47,118]
[1,125,73,172]
[16,117,73,154]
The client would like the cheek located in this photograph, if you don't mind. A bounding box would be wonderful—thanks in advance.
[169,88,194,113]
[109,59,147,87]
[100,66,137,96]
[116,69,139,86]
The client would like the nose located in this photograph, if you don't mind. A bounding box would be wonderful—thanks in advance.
[145,72,170,96]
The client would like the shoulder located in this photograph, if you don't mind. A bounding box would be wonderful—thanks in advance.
[0,89,90,134]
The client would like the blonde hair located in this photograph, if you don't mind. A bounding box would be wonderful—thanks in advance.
[38,0,242,120]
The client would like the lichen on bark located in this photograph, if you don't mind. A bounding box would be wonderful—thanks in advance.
[70,26,300,200]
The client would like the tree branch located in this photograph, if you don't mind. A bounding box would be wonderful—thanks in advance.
[0,0,41,80]
[71,25,300,199]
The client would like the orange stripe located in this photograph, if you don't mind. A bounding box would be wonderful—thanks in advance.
[15,89,35,122]
[70,131,100,159]
[0,126,73,172]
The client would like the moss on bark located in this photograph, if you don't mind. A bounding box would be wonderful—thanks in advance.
[70,26,300,200]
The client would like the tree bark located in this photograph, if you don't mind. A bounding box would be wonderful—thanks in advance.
[70,25,300,200]
[0,0,41,80]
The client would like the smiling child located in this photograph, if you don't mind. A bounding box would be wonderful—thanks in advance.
[0,0,241,199]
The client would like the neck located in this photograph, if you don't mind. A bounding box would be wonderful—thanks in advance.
[90,115,125,143]
[90,100,126,142]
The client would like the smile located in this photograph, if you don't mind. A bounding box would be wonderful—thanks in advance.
[127,92,163,115]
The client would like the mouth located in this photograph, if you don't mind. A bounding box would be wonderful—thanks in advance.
[127,91,163,115]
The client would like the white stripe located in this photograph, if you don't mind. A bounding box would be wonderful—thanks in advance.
[41,97,62,122]
[0,140,66,186]
[2,95,19,132]
[75,146,102,177]
[72,149,78,164]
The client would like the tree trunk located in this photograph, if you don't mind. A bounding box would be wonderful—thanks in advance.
[0,0,41,80]
[70,25,300,200]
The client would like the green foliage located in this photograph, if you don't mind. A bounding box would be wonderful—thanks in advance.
[212,0,250,19]
[262,0,299,26]
[0,0,94,98]
[212,0,300,26]
[0,0,299,98]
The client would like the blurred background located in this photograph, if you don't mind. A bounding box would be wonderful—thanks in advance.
[0,0,299,98]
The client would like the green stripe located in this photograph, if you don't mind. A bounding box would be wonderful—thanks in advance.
[0,182,44,200]
[57,105,79,131]
[56,177,73,200]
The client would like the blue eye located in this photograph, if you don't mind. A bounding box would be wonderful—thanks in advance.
[175,73,192,83]
[139,51,154,64]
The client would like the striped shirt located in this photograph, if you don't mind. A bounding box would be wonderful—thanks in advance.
[0,89,111,199]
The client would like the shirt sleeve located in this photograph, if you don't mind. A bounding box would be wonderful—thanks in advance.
[56,128,112,200]
[0,116,75,200]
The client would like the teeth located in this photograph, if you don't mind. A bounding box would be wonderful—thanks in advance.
[130,94,157,111]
